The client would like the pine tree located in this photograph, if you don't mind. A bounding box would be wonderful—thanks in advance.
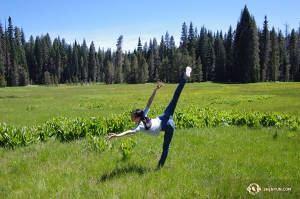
[137,37,142,51]
[0,22,5,80]
[138,54,148,83]
[104,60,114,84]
[130,54,138,83]
[88,41,96,82]
[170,36,175,49]
[259,16,270,81]
[53,37,62,83]
[278,30,290,81]
[26,36,35,84]
[214,32,226,82]
[152,38,159,81]
[115,35,123,83]
[164,31,170,50]
[81,39,88,82]
[180,22,188,49]
[123,53,131,83]
[148,50,154,82]
[188,21,196,55]
[269,27,280,81]
[14,27,28,85]
[34,36,43,84]
[195,56,203,82]
[159,57,170,82]
[233,5,260,83]
[72,40,79,81]
[204,38,215,81]
[97,47,104,82]
[224,25,233,82]
[289,29,299,81]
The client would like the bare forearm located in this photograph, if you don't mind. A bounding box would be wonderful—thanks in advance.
[116,130,134,137]
[106,130,134,139]
[147,88,158,107]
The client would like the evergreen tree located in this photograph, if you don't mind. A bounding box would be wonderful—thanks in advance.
[137,37,142,51]
[278,30,290,81]
[72,40,79,81]
[289,29,299,81]
[214,32,226,82]
[188,21,196,55]
[53,37,62,83]
[195,56,203,82]
[233,5,260,83]
[0,22,5,84]
[170,36,175,49]
[180,22,188,49]
[164,31,170,50]
[269,27,280,81]
[41,34,52,83]
[34,36,43,84]
[88,41,96,82]
[224,25,234,82]
[152,38,159,81]
[81,39,88,82]
[160,35,166,60]
[138,53,148,83]
[104,60,114,84]
[259,16,270,81]
[26,36,35,84]
[123,52,131,83]
[115,35,123,83]
[6,17,19,86]
[159,57,170,82]
[97,47,104,82]
[148,50,154,82]
[142,41,148,59]
[14,27,28,85]
[204,38,215,81]
[130,54,138,83]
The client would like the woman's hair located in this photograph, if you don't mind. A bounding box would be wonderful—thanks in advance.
[132,109,152,130]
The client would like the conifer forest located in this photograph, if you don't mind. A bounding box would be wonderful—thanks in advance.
[0,6,299,87]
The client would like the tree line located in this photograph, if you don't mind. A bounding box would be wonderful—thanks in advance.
[0,5,299,87]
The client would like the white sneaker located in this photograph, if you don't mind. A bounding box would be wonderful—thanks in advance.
[185,66,192,78]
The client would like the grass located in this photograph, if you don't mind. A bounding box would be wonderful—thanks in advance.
[0,82,300,198]
[1,82,300,126]
[0,126,299,198]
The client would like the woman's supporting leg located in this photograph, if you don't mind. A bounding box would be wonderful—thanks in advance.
[157,120,175,167]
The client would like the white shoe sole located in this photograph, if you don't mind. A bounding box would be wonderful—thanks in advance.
[185,66,192,77]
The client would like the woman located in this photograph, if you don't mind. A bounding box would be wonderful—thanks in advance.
[106,66,192,170]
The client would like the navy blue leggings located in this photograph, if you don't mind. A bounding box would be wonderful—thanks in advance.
[157,77,186,167]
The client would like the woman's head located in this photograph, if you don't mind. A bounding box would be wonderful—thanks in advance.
[131,109,143,123]
[131,108,152,130]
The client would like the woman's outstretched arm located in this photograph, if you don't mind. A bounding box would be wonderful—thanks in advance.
[105,130,134,140]
[146,81,163,108]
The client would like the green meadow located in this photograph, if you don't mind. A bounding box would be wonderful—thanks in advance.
[0,82,300,198]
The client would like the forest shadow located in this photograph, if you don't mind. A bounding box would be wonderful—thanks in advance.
[99,162,151,182]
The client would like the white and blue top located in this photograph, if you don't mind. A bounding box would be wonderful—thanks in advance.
[132,106,162,136]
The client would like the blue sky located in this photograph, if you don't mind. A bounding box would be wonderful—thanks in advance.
[1,0,299,52]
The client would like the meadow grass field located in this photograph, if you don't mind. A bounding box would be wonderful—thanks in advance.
[0,82,300,198]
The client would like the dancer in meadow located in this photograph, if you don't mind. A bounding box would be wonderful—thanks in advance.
[106,66,192,170]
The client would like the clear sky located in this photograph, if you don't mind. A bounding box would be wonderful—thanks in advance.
[1,0,299,52]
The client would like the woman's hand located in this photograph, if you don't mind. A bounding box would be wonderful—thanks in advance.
[105,133,117,140]
[157,81,164,89]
